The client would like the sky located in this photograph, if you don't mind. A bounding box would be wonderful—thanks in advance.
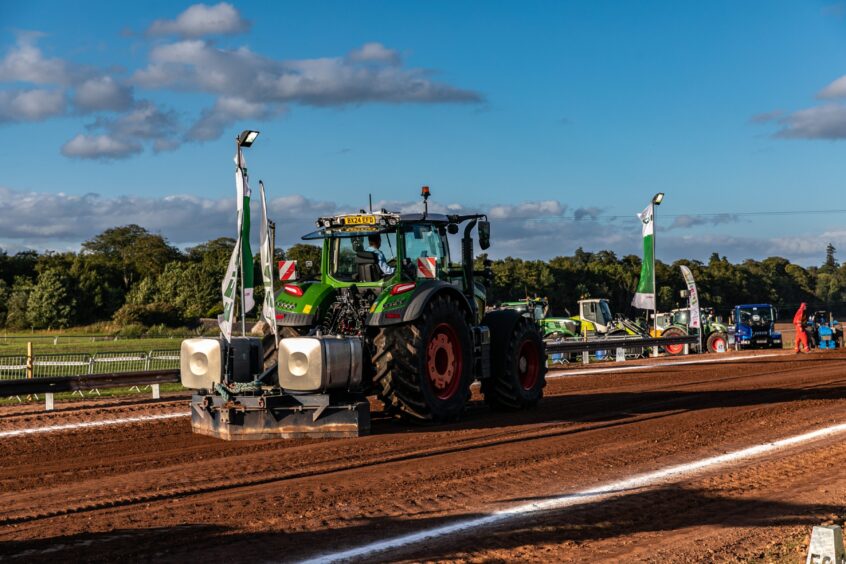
[2,1,846,265]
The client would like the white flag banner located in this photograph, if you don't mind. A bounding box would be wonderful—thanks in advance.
[218,211,242,343]
[679,265,701,329]
[259,181,278,344]
[632,203,656,310]
[235,148,255,314]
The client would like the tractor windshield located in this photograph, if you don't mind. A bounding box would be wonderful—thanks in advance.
[402,224,448,265]
[673,310,690,325]
[738,306,774,325]
[329,232,396,282]
[599,300,613,325]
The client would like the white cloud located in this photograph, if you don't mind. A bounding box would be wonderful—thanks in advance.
[488,201,566,219]
[187,96,278,141]
[61,101,181,159]
[0,88,65,122]
[74,76,134,112]
[773,104,846,139]
[347,42,401,65]
[133,39,483,107]
[147,2,250,38]
[0,187,839,265]
[818,75,846,98]
[0,31,74,85]
[668,213,740,230]
[60,134,142,160]
[574,207,601,221]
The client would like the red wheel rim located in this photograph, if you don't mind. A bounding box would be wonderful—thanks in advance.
[711,336,726,352]
[666,343,684,355]
[426,323,463,400]
[518,339,540,391]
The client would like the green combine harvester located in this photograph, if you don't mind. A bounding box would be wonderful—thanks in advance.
[180,188,547,439]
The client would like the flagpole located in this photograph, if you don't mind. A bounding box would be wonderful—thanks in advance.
[237,139,247,337]
[652,203,658,356]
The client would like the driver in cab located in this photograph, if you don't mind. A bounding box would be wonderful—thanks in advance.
[367,234,395,275]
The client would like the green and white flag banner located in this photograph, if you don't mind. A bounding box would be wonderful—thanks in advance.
[218,210,242,343]
[235,147,255,314]
[679,265,701,329]
[259,181,278,343]
[632,203,655,310]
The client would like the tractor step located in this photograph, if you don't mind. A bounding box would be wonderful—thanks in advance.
[190,393,370,440]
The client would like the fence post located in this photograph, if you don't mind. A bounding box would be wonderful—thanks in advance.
[616,347,626,362]
[581,351,589,365]
[45,393,54,411]
[151,384,160,399]
[26,342,33,379]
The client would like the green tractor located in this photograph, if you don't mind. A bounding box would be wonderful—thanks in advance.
[498,297,579,339]
[654,307,731,353]
[180,188,547,439]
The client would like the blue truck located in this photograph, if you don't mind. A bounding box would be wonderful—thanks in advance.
[732,304,782,349]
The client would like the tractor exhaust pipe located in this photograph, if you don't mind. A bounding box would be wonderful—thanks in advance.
[462,218,478,319]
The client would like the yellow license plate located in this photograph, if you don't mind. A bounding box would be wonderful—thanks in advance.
[344,215,376,225]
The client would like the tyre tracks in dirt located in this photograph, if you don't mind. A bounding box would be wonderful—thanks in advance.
[2,351,846,561]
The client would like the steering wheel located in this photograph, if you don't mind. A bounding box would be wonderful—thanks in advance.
[387,257,397,267]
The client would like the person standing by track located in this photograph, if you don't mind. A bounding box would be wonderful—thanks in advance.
[793,302,809,353]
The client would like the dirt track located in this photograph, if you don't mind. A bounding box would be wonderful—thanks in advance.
[2,350,846,562]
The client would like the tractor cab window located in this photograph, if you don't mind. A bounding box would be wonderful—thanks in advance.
[584,301,613,326]
[673,310,690,326]
[598,301,613,325]
[329,233,396,282]
[403,224,448,265]
[737,307,773,325]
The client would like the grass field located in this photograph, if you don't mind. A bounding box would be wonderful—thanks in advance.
[0,382,187,406]
[0,337,185,356]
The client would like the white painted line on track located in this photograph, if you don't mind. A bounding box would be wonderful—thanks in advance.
[301,418,846,564]
[0,412,190,438]
[547,352,787,379]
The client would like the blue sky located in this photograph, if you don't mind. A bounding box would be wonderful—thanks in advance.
[2,1,846,264]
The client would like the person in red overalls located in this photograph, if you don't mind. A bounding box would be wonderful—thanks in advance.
[793,302,809,353]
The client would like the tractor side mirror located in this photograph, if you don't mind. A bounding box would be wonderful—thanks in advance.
[478,221,491,250]
[447,223,459,235]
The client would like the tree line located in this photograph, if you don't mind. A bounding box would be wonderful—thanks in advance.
[0,225,841,331]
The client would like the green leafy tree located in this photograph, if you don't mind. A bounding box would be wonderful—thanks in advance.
[285,243,322,279]
[82,225,181,289]
[5,277,33,329]
[26,268,77,329]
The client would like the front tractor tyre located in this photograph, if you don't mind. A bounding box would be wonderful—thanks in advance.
[372,294,473,423]
[482,311,547,410]
[660,326,687,356]
[706,332,728,353]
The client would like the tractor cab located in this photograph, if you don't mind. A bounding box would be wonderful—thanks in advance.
[578,298,615,334]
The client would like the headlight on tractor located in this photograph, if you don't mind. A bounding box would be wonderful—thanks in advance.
[181,337,224,390]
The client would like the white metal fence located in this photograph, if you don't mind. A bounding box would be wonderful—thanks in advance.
[0,350,180,380]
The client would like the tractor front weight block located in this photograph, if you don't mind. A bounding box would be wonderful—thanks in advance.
[190,392,370,440]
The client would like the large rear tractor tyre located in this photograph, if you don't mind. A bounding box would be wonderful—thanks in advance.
[661,326,687,356]
[706,332,728,353]
[372,294,473,423]
[482,311,547,410]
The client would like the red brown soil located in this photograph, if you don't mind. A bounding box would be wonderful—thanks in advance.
[2,350,846,562]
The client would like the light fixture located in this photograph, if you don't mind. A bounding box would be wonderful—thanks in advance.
[238,130,260,147]
[652,192,665,205]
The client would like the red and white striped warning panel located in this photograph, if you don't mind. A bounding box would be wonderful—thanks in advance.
[278,260,298,281]
[416,257,437,279]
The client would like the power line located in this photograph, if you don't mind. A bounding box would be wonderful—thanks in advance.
[512,208,846,222]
